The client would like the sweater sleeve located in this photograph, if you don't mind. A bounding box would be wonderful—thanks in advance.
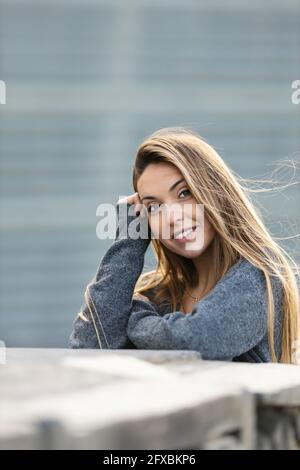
[126,260,270,360]
[68,201,152,349]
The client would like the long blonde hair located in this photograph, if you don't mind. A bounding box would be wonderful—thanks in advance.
[133,126,300,364]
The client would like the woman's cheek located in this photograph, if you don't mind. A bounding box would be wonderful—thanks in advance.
[148,220,160,239]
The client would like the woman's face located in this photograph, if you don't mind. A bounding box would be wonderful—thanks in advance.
[137,162,216,259]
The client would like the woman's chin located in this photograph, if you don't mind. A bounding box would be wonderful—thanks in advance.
[179,247,206,259]
[165,241,206,258]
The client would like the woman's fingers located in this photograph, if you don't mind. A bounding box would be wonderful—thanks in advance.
[117,193,146,217]
[133,194,145,217]
[133,202,144,216]
[117,192,138,205]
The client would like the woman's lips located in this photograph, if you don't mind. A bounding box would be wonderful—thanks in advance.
[173,226,197,244]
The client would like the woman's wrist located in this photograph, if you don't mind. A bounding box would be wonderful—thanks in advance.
[115,201,151,248]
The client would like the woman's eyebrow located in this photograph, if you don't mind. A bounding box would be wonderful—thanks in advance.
[140,178,185,202]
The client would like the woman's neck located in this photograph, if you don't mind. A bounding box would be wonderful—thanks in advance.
[191,240,215,292]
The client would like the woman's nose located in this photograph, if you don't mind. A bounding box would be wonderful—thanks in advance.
[163,203,184,227]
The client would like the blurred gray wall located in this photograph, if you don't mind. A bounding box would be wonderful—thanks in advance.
[0,0,299,347]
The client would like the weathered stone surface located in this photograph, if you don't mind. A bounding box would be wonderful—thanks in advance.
[1,349,300,449]
[0,348,253,450]
[257,406,300,450]
[165,360,300,407]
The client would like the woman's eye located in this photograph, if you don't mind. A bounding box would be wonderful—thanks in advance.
[147,190,191,213]
[147,202,160,214]
[179,189,191,198]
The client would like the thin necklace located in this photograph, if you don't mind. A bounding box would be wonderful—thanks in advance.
[181,291,202,315]
[186,290,203,301]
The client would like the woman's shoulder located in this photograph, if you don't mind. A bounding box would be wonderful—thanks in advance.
[140,256,285,315]
[209,257,263,294]
[224,256,269,283]
[235,256,283,286]
[222,256,284,312]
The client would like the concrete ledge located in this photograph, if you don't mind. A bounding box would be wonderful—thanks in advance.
[1,348,300,450]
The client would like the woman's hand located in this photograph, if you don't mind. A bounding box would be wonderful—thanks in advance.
[133,292,150,302]
[117,192,146,217]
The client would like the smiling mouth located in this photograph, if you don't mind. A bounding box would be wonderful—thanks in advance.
[173,226,197,240]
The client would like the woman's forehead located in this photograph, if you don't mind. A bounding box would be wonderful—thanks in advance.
[137,163,184,196]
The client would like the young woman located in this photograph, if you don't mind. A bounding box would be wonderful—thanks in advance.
[69,127,300,364]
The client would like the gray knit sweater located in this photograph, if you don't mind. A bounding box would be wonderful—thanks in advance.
[68,201,284,362]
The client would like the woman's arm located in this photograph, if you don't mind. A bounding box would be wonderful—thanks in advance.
[126,259,272,360]
[68,201,152,349]
[68,296,159,349]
